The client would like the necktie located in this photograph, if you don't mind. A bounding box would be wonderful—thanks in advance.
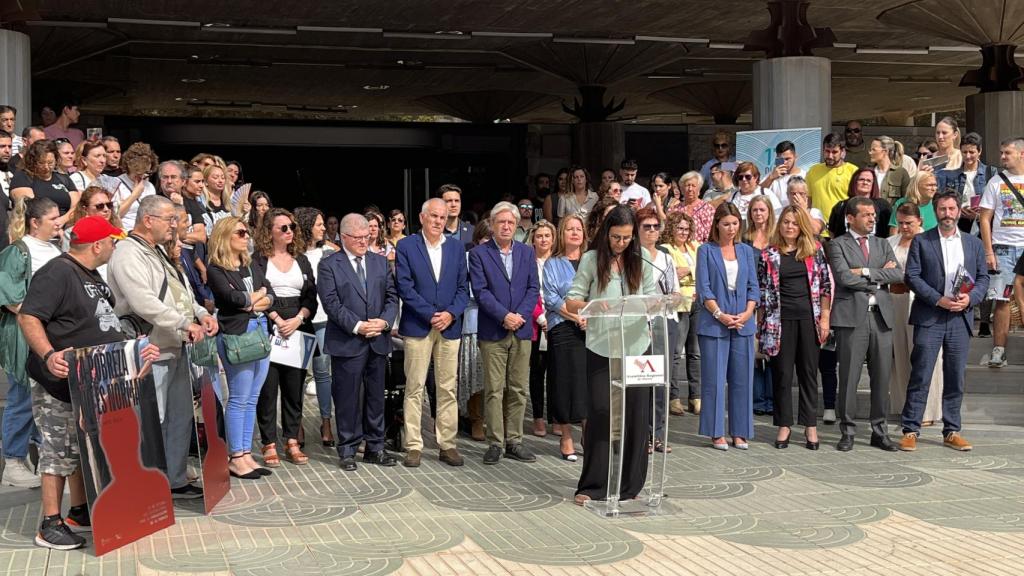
[858,236,869,263]
[355,256,366,291]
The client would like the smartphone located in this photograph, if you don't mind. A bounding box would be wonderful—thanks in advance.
[774,157,786,167]
[922,154,948,171]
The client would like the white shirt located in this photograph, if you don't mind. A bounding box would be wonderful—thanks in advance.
[342,245,370,335]
[849,230,877,306]
[620,183,652,207]
[424,234,445,281]
[939,228,965,298]
[11,135,23,157]
[723,258,739,291]
[962,169,978,205]
[264,259,303,298]
[0,169,12,198]
[730,188,783,220]
[305,247,330,324]
[21,235,62,276]
[768,172,801,207]
[979,172,1024,247]
[114,175,156,230]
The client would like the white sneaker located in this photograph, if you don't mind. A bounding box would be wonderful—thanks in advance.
[989,346,1007,368]
[2,458,41,488]
[823,409,836,424]
[305,380,317,396]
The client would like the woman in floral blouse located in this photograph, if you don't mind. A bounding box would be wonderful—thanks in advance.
[676,171,715,243]
[756,206,831,451]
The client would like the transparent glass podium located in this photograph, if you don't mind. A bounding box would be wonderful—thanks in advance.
[579,294,674,518]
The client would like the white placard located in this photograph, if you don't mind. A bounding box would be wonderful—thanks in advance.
[269,329,317,370]
[624,355,666,386]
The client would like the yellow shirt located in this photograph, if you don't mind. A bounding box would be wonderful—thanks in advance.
[806,162,858,236]
[661,243,697,312]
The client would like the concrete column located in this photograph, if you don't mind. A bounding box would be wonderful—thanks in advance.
[573,122,624,182]
[0,30,31,133]
[752,56,831,141]
[966,91,1024,167]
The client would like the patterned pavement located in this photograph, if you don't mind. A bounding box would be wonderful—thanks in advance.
[2,394,1024,576]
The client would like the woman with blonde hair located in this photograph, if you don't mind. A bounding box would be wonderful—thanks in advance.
[202,164,232,232]
[889,171,938,234]
[111,142,158,230]
[70,140,116,194]
[757,206,831,449]
[207,217,275,479]
[526,219,557,437]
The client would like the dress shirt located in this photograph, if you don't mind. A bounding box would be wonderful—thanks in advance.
[498,243,514,278]
[939,228,965,298]
[424,234,445,281]
[342,245,369,335]
[849,230,877,306]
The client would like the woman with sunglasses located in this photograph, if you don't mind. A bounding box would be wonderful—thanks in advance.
[729,162,782,224]
[386,209,407,248]
[543,214,588,460]
[207,217,275,479]
[564,205,657,505]
[252,208,318,467]
[661,211,701,416]
[65,186,120,280]
[696,203,760,451]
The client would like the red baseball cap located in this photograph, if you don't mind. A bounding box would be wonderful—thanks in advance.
[70,215,127,244]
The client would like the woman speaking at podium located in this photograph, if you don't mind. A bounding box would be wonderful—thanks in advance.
[564,205,657,506]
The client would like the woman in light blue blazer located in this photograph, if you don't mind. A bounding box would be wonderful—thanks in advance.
[695,203,760,450]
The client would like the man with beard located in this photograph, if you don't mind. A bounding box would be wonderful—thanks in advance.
[807,132,860,237]
[900,192,988,452]
[843,120,870,169]
[0,130,12,250]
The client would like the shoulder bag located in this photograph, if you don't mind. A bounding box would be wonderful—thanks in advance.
[220,266,271,365]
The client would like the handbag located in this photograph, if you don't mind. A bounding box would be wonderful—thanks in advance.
[189,337,220,368]
[222,329,271,365]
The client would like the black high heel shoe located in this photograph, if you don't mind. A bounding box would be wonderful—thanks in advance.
[321,418,336,448]
[241,452,272,476]
[774,429,791,449]
[805,439,820,450]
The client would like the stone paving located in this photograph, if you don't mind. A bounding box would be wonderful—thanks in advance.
[2,398,1024,576]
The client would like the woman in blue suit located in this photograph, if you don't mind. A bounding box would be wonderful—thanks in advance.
[695,203,760,450]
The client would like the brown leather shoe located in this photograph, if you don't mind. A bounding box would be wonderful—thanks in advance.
[403,450,422,468]
[669,399,686,416]
[439,448,464,467]
[470,419,485,442]
[943,432,972,451]
[898,432,917,452]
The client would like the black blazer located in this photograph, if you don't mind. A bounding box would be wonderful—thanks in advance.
[207,263,275,335]
[251,253,319,334]
[827,197,892,239]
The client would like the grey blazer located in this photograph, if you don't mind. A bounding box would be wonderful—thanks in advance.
[827,233,904,330]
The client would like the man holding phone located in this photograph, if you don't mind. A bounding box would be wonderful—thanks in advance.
[978,137,1024,368]
[761,140,803,206]
[618,159,651,208]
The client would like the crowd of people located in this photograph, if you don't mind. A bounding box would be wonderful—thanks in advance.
[1,99,1022,549]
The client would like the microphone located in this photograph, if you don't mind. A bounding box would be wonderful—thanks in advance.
[634,242,673,296]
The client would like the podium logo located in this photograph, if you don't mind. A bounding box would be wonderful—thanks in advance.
[624,355,666,385]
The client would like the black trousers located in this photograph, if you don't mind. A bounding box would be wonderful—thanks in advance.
[576,350,650,501]
[257,362,306,445]
[529,338,547,419]
[332,352,387,458]
[770,318,820,428]
[546,322,588,425]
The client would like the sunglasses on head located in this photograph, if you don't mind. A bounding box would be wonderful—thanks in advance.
[53,138,71,145]
[519,204,533,209]
[278,223,296,233]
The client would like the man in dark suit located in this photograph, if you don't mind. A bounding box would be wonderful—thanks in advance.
[468,201,540,465]
[395,198,469,468]
[900,192,989,452]
[318,213,399,471]
[828,196,904,452]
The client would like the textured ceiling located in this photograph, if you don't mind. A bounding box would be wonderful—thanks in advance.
[4,0,1008,123]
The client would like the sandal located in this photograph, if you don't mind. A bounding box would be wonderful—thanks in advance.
[261,443,282,468]
[653,439,672,453]
[285,439,309,465]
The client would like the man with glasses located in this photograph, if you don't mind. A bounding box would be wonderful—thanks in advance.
[468,201,540,465]
[514,198,534,242]
[807,132,860,237]
[157,161,185,204]
[844,120,870,169]
[318,213,399,471]
[705,161,738,203]
[108,195,217,499]
[700,131,736,190]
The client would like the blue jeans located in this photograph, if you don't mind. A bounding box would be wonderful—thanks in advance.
[219,318,271,453]
[313,323,333,419]
[752,359,774,413]
[2,373,40,459]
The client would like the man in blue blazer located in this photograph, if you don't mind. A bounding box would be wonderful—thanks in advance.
[318,214,400,471]
[900,192,989,452]
[468,201,540,465]
[395,198,469,468]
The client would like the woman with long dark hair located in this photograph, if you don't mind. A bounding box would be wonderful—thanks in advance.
[565,205,657,505]
[828,167,892,239]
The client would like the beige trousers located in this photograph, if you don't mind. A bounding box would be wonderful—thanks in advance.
[479,333,532,447]
[403,330,461,451]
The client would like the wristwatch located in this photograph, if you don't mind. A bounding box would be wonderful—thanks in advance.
[43,349,56,363]
[713,309,723,320]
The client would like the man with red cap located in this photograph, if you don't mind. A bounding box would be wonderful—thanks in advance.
[18,216,159,550]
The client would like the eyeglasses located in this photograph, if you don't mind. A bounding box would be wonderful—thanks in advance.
[518,204,534,209]
[713,143,729,149]
[89,202,114,211]
[148,214,179,224]
[391,217,404,223]
[856,178,874,184]
[737,174,756,181]
[234,229,249,238]
[343,232,370,242]
[641,223,660,231]
[609,234,632,243]
[278,223,297,233]
[675,226,690,232]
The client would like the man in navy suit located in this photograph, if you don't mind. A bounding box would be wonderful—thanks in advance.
[900,192,989,452]
[468,201,540,465]
[318,213,400,471]
[395,198,469,468]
